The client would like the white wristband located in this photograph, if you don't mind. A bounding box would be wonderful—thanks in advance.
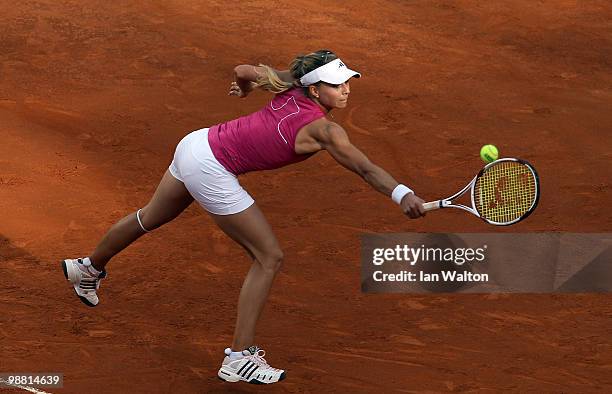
[391,184,414,205]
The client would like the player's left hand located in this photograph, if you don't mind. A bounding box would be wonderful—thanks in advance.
[228,81,253,98]
[401,193,426,219]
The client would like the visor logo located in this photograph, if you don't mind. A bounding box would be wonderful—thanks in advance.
[338,61,346,68]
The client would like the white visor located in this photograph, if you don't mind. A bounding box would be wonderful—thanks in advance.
[299,58,361,86]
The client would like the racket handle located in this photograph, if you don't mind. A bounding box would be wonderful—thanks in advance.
[423,201,442,211]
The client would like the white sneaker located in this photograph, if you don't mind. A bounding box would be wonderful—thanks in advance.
[61,258,106,307]
[218,346,286,384]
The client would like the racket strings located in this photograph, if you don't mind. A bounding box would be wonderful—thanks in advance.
[475,161,537,223]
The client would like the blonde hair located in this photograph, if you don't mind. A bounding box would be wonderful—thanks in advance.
[254,50,338,94]
[254,64,293,94]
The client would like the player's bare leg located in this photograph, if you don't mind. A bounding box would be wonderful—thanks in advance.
[62,170,193,306]
[89,170,194,270]
[211,203,286,384]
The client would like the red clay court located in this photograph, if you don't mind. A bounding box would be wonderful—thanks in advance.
[1,1,611,392]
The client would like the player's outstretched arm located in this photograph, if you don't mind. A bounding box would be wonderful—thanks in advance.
[316,122,425,218]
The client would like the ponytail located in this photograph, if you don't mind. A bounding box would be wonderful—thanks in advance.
[254,50,338,95]
[254,64,294,94]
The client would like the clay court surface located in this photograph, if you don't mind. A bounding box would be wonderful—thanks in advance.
[1,0,611,392]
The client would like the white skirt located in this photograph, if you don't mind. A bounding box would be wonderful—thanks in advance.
[168,128,255,215]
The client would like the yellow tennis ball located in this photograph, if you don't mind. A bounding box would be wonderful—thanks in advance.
[480,144,499,163]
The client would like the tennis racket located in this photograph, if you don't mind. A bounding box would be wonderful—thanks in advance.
[423,158,540,226]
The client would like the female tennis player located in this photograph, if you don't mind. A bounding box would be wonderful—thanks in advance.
[61,50,426,385]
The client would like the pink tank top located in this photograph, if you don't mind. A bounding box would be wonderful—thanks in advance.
[207,88,326,175]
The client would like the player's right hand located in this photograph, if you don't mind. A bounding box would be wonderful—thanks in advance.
[401,193,426,219]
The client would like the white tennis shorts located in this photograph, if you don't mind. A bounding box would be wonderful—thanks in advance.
[168,128,255,215]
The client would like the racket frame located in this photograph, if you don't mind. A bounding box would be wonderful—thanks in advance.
[423,158,540,226]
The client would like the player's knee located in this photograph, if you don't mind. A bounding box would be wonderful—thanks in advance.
[259,249,284,274]
[137,206,164,232]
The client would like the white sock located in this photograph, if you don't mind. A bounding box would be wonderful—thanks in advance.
[230,351,245,360]
[225,347,248,360]
[83,257,102,276]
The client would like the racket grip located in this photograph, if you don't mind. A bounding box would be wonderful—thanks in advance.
[423,201,442,211]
